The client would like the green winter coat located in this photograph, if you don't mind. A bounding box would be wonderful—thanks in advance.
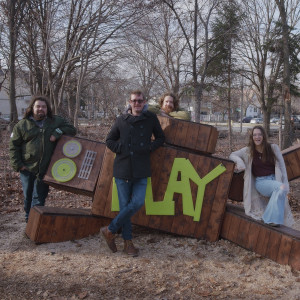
[9,116,76,176]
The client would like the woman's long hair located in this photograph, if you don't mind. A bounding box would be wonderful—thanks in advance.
[24,95,53,119]
[248,125,275,164]
[159,92,179,111]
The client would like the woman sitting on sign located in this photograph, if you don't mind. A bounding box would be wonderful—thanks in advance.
[229,125,294,227]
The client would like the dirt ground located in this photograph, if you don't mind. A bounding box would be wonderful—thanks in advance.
[0,124,300,300]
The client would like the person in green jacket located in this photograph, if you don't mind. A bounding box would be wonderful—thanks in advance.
[9,95,77,222]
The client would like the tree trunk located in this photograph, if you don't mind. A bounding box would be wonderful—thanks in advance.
[8,0,18,128]
[275,0,293,149]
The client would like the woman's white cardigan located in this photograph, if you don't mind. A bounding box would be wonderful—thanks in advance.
[229,144,294,227]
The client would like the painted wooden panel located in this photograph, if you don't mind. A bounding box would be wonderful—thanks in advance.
[44,136,106,197]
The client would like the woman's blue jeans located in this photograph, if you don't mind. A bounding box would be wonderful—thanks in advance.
[255,174,287,225]
[108,178,147,240]
[20,170,49,221]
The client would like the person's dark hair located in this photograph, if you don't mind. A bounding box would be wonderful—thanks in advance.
[248,125,275,164]
[129,90,146,101]
[24,95,53,119]
[159,92,179,111]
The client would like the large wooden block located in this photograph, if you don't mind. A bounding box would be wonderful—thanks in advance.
[221,204,300,271]
[158,116,218,154]
[92,145,235,242]
[44,136,106,196]
[25,206,110,243]
[282,144,300,181]
[228,143,300,202]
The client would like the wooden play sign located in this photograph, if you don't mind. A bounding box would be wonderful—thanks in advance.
[92,145,235,242]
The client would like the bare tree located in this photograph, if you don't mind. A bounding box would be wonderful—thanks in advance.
[161,0,220,122]
[18,0,144,120]
[0,0,28,126]
[239,0,283,134]
[122,4,187,99]
[275,0,300,148]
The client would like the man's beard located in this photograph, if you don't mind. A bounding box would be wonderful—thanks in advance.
[34,112,46,120]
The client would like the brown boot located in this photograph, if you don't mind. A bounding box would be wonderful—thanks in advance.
[123,240,139,257]
[100,226,117,253]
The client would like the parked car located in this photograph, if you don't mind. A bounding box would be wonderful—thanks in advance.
[292,116,300,129]
[270,117,279,123]
[250,117,263,124]
[242,116,253,123]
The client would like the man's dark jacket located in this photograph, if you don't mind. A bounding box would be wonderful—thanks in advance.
[106,111,165,180]
[9,116,76,177]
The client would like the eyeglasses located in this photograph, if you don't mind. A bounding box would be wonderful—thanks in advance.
[130,99,144,104]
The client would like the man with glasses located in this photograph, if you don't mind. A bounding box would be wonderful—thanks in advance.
[101,90,165,256]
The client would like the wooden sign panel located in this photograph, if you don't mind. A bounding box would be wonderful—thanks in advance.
[221,204,300,271]
[157,116,218,154]
[92,145,235,242]
[228,143,300,202]
[44,135,106,197]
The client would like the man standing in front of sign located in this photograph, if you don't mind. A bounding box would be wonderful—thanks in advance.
[101,90,165,257]
[9,95,76,223]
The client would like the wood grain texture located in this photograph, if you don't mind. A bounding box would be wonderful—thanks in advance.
[221,204,300,271]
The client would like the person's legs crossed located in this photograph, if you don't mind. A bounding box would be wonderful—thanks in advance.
[109,178,147,240]
[255,175,287,225]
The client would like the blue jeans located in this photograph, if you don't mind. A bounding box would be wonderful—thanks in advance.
[20,170,49,221]
[255,174,287,225]
[108,178,147,240]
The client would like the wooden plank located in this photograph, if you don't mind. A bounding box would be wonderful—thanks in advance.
[206,127,218,154]
[246,222,261,251]
[184,122,200,150]
[220,210,233,239]
[25,207,42,241]
[35,214,55,244]
[286,151,300,179]
[195,125,212,153]
[205,160,235,241]
[92,147,115,215]
[226,212,241,244]
[276,235,293,265]
[288,239,300,270]
[235,218,251,248]
[266,231,282,261]
[51,215,69,242]
[174,121,189,148]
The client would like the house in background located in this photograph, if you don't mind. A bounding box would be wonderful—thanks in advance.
[0,70,31,120]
